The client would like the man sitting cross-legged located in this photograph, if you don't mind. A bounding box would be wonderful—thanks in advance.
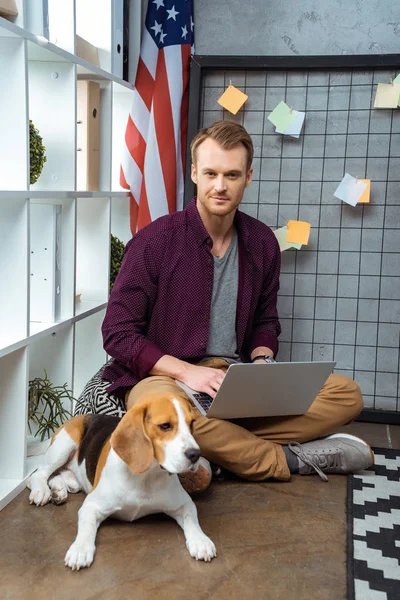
[77,120,373,491]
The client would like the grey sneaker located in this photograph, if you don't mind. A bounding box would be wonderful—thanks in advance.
[288,433,374,482]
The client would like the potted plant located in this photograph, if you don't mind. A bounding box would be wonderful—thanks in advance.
[110,233,125,293]
[29,119,47,185]
[27,370,74,454]
[76,233,125,307]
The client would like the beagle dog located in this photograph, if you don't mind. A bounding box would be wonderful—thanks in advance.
[27,394,217,570]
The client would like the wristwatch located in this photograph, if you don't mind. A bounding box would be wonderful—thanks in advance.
[252,355,276,364]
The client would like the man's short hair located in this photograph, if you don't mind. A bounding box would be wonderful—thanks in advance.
[190,120,254,172]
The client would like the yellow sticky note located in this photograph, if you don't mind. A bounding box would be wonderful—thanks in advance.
[357,179,371,204]
[286,220,311,245]
[217,85,248,114]
[374,83,400,108]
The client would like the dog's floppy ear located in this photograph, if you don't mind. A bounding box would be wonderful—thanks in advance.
[111,403,154,474]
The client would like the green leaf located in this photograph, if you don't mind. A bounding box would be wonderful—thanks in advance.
[28,370,75,439]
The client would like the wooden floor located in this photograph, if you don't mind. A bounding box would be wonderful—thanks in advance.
[1,421,398,600]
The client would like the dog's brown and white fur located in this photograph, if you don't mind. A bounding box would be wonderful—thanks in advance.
[27,393,216,570]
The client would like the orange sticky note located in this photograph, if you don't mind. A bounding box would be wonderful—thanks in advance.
[286,220,311,245]
[217,85,248,114]
[357,179,371,204]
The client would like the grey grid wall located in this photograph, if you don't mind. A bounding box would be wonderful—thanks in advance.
[200,68,400,412]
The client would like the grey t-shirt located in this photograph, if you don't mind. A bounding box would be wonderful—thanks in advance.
[205,228,239,361]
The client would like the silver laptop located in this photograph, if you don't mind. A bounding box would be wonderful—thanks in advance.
[176,361,335,419]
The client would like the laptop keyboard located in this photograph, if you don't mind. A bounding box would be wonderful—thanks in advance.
[192,392,213,412]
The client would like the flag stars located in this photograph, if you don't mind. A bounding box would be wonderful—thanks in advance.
[150,20,162,36]
[147,2,193,47]
[167,5,179,20]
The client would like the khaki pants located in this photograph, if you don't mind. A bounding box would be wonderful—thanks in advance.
[126,358,364,482]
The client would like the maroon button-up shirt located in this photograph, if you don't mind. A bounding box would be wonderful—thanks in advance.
[102,197,281,393]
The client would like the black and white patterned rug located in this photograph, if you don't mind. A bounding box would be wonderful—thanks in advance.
[347,447,400,600]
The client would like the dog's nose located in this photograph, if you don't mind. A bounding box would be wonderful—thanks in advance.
[185,448,201,463]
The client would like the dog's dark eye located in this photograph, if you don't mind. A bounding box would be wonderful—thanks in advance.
[158,423,172,431]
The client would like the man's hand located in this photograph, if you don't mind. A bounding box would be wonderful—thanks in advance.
[178,364,226,398]
[149,354,226,398]
[250,346,275,363]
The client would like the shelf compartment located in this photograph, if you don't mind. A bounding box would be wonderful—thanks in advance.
[112,81,133,193]
[76,196,110,307]
[111,194,131,245]
[76,0,112,74]
[29,203,62,323]
[47,0,75,54]
[0,197,28,350]
[29,197,76,325]
[0,348,28,488]
[98,80,112,191]
[25,0,75,54]
[0,36,28,190]
[28,48,76,191]
[28,327,74,441]
[74,308,107,400]
[76,78,112,193]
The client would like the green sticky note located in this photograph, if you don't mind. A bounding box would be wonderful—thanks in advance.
[267,101,297,131]
[274,226,302,251]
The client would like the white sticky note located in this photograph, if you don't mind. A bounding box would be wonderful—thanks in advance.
[334,174,367,207]
[276,110,305,138]
[374,83,400,108]
[274,226,302,251]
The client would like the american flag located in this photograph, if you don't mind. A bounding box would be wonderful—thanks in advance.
[120,0,194,234]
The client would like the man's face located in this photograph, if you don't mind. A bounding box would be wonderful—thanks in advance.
[191,138,253,219]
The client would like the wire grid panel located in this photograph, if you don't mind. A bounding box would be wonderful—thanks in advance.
[200,67,400,412]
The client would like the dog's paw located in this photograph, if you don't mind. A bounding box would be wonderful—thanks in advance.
[186,533,217,562]
[65,542,95,571]
[60,470,81,494]
[29,482,51,506]
[51,488,68,505]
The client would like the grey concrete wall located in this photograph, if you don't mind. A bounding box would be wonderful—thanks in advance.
[198,66,400,412]
[194,0,400,56]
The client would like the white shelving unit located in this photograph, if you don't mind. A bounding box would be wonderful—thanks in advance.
[0,1,136,510]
